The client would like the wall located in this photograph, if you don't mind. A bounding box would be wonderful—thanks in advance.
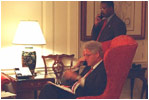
[1,1,148,98]
[42,1,79,56]
[1,1,147,72]
[1,1,148,72]
[1,1,79,68]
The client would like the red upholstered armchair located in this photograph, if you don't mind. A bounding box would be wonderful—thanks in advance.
[1,73,12,90]
[78,35,138,99]
[1,73,15,91]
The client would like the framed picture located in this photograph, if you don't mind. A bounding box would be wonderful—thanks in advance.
[81,1,146,41]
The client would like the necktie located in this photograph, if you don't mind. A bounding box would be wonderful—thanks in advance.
[71,67,93,93]
[96,19,107,41]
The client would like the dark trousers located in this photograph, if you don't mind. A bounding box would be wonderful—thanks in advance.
[39,84,77,99]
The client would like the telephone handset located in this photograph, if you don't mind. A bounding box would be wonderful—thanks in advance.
[15,67,32,79]
[72,61,87,73]
[98,13,104,19]
[78,61,87,67]
[82,61,87,66]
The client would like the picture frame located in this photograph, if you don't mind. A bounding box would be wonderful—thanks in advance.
[81,1,146,41]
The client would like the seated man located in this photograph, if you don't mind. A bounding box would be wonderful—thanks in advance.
[39,40,107,99]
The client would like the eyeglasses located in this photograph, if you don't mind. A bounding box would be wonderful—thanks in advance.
[84,53,94,57]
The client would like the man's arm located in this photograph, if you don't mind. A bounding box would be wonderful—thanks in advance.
[113,18,127,36]
[75,62,107,96]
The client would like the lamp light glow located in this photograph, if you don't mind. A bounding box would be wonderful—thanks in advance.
[13,21,46,45]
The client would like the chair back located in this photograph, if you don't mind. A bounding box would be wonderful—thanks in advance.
[42,54,74,75]
[77,35,138,99]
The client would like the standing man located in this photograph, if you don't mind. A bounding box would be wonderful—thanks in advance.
[92,1,126,42]
[39,41,107,99]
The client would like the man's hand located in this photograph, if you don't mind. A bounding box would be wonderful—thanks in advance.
[73,56,86,68]
[63,70,81,80]
[95,14,102,26]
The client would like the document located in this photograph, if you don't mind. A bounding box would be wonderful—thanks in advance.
[47,81,75,94]
[1,91,16,98]
[16,67,32,76]
[15,67,32,79]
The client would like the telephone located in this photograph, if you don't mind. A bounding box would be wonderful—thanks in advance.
[15,67,32,79]
[98,13,104,19]
[82,61,87,66]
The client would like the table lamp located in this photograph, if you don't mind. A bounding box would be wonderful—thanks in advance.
[13,21,46,74]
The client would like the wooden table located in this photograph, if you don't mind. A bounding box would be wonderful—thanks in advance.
[128,66,148,99]
[1,67,55,99]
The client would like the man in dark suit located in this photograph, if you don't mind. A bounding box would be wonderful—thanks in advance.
[39,41,107,99]
[92,1,126,42]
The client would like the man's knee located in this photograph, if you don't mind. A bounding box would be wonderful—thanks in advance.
[39,83,57,99]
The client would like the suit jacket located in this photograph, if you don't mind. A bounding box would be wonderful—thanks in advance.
[75,61,107,97]
[92,14,126,42]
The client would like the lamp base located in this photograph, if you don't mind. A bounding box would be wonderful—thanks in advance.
[22,51,36,75]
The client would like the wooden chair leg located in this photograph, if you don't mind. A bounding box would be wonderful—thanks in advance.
[130,78,135,99]
[146,85,148,99]
[141,78,147,99]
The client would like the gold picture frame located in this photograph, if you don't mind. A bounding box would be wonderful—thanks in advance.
[81,1,146,41]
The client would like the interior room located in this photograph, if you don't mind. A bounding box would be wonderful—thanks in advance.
[1,1,148,99]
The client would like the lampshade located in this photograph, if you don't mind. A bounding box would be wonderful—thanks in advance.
[13,21,46,45]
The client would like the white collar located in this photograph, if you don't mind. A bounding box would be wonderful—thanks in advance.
[92,59,103,70]
[107,13,115,23]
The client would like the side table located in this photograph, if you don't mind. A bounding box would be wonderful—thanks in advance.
[13,76,55,99]
[1,68,55,99]
[128,66,148,99]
